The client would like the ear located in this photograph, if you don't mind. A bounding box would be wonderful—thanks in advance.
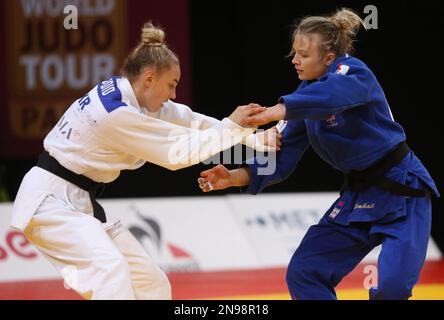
[324,52,336,66]
[143,69,155,87]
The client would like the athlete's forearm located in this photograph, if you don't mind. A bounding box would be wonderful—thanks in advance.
[247,103,286,126]
[229,167,251,187]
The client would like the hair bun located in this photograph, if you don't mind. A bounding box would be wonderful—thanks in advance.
[140,22,165,47]
[331,8,365,35]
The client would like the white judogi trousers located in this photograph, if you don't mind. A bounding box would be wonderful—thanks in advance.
[12,167,171,300]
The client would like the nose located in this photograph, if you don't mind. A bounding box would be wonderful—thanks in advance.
[170,88,176,100]
[292,56,300,66]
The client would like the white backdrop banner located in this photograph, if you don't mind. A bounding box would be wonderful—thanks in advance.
[1,192,441,282]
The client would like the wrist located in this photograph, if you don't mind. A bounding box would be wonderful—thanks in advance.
[270,103,286,121]
[230,167,251,187]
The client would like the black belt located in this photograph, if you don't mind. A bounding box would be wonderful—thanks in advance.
[37,151,107,222]
[341,141,426,197]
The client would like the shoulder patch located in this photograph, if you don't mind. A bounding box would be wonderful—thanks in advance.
[98,77,127,113]
[335,64,350,75]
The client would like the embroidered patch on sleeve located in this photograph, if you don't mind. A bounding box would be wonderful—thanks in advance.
[336,64,350,75]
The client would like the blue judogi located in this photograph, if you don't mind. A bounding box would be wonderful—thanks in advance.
[243,55,439,299]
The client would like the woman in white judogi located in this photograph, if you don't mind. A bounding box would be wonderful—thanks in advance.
[11,22,280,300]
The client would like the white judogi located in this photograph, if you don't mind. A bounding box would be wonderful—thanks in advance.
[11,76,265,300]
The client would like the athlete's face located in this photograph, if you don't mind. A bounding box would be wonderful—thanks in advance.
[142,64,181,112]
[291,33,335,81]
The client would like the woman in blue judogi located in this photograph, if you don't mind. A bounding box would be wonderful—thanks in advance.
[197,8,439,299]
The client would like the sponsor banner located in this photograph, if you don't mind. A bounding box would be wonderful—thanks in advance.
[101,197,259,272]
[0,196,260,282]
[0,205,58,281]
[6,0,128,96]
[0,0,192,157]
[226,193,442,265]
[0,193,442,283]
[1,0,128,155]
[226,192,336,268]
[9,98,73,139]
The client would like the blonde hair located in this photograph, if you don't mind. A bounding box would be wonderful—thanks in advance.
[291,8,366,56]
[122,21,179,80]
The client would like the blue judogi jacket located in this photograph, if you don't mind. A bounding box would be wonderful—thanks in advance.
[244,55,439,225]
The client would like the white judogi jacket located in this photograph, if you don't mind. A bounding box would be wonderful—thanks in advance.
[44,76,268,182]
[11,76,268,230]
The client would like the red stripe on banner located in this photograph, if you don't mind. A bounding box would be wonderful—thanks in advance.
[1,260,443,300]
[0,279,81,300]
[170,267,288,299]
[337,260,444,290]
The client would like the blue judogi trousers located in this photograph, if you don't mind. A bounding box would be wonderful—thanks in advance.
[286,192,432,300]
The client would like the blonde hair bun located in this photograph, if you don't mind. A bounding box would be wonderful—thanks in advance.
[331,8,365,35]
[122,21,179,80]
[140,22,165,47]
